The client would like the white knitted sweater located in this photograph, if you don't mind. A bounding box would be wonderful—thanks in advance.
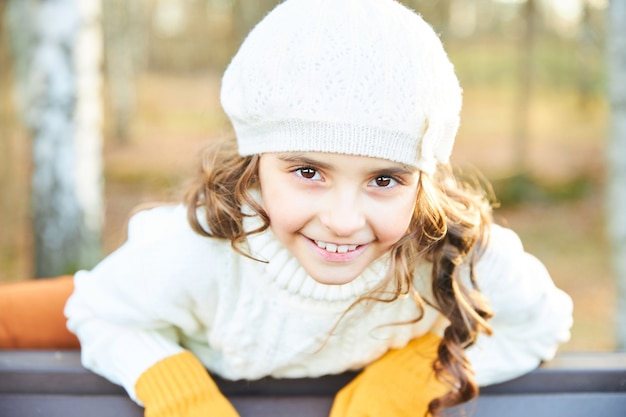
[65,205,573,402]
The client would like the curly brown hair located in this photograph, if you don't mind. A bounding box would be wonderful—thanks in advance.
[184,136,495,416]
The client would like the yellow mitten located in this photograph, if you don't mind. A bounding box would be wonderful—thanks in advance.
[135,350,240,417]
[330,333,450,417]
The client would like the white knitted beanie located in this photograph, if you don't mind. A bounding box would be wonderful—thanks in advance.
[220,0,462,175]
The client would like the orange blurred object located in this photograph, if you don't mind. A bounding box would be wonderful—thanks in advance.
[0,275,80,349]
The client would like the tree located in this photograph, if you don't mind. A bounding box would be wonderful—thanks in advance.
[233,0,279,41]
[606,0,626,350]
[514,0,536,175]
[102,0,138,144]
[6,0,104,277]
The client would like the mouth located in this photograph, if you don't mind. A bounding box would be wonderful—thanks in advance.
[302,236,370,264]
[314,240,359,254]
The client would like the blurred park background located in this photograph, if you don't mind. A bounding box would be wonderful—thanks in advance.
[0,0,620,352]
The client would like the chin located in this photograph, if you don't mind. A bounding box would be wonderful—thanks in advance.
[307,270,362,286]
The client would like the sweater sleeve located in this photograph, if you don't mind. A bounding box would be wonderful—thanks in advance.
[65,206,218,403]
[465,224,573,386]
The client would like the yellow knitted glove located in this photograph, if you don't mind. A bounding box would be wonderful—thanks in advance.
[135,351,240,417]
[329,333,450,417]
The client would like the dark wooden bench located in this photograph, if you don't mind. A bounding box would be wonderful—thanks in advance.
[1,350,625,416]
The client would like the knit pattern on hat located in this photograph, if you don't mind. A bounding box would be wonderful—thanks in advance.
[221,0,462,174]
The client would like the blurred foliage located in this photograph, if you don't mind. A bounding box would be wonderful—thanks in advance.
[100,0,607,85]
[492,173,595,206]
[448,36,604,95]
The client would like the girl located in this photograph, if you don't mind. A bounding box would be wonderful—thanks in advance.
[0,0,573,416]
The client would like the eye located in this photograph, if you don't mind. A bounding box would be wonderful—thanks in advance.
[295,167,321,180]
[369,175,398,188]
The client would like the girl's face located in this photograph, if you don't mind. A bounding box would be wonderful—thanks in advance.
[258,152,420,285]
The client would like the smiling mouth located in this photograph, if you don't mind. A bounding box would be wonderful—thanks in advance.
[314,240,359,254]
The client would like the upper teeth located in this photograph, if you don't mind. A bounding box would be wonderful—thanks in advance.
[315,241,358,253]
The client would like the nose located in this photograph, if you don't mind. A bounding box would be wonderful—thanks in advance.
[318,188,366,237]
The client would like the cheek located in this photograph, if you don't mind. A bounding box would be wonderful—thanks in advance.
[261,184,307,234]
[375,195,416,245]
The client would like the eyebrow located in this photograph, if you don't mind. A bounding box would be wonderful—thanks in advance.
[276,153,333,170]
[275,153,418,177]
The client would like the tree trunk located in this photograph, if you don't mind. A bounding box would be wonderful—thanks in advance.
[233,0,279,41]
[514,0,536,175]
[6,0,104,277]
[103,0,137,144]
[607,0,626,350]
[577,1,594,108]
